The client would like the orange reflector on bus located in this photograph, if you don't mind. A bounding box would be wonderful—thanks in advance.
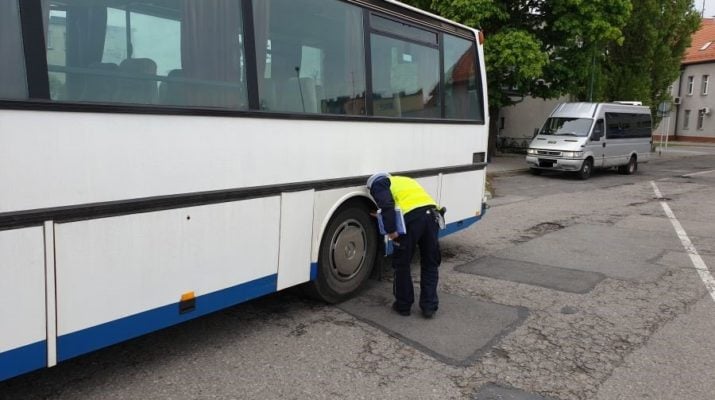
[478,31,485,45]
[179,291,196,314]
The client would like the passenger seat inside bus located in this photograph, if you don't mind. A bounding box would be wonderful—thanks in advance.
[159,69,186,106]
[78,62,119,103]
[114,58,159,105]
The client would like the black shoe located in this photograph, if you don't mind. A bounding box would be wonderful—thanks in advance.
[392,303,411,316]
[421,308,436,319]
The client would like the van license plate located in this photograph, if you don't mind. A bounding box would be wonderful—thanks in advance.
[539,159,555,167]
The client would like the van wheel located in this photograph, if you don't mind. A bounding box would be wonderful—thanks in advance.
[578,158,593,180]
[307,204,377,304]
[530,168,542,175]
[618,156,637,175]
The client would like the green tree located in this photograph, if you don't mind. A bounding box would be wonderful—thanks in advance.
[603,0,700,116]
[537,0,631,100]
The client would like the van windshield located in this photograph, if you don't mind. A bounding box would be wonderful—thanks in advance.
[540,117,593,137]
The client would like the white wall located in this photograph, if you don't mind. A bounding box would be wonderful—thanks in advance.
[497,96,569,149]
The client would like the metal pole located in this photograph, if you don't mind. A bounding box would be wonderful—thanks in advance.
[664,115,670,152]
[659,113,665,155]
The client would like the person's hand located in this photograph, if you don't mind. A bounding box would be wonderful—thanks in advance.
[387,232,399,240]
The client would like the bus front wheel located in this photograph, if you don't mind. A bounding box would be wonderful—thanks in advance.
[309,204,377,304]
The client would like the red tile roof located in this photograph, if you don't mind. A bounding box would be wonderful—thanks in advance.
[684,19,715,65]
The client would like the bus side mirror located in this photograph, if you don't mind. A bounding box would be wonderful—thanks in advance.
[533,128,540,138]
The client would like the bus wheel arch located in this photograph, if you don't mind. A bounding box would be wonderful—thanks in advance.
[308,196,378,304]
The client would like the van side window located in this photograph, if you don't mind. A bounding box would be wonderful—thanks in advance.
[592,119,604,140]
[605,112,652,139]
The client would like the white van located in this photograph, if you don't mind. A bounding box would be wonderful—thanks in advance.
[525,102,653,179]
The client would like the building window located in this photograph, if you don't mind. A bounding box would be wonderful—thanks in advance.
[697,109,705,130]
[687,76,694,95]
[683,109,690,129]
[703,75,709,95]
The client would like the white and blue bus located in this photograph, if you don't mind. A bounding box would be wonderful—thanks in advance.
[0,0,488,381]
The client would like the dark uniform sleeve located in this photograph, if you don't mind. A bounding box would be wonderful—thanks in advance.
[369,178,397,234]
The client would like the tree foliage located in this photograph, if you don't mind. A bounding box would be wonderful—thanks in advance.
[603,0,700,114]
[402,0,632,108]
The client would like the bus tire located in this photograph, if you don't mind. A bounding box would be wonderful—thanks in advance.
[578,158,593,180]
[618,155,637,175]
[308,204,377,304]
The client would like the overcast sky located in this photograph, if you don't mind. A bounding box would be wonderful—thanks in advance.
[698,0,715,18]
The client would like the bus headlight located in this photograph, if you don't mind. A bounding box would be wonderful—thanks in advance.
[526,148,537,155]
[561,151,583,158]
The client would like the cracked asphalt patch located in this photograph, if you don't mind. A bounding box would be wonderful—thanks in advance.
[492,224,671,282]
[456,257,605,294]
[338,282,528,366]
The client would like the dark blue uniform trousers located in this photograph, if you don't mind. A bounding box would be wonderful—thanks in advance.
[392,208,441,313]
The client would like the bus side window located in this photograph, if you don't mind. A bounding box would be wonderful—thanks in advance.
[253,0,366,116]
[0,0,28,100]
[444,35,482,121]
[43,0,249,110]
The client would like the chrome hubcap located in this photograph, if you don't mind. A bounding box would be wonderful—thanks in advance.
[329,219,367,281]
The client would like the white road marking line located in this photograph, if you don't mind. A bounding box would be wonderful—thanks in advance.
[683,169,715,177]
[651,181,715,302]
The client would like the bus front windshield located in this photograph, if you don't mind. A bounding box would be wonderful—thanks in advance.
[540,117,593,137]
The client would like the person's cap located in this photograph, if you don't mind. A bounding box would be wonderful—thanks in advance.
[366,172,391,189]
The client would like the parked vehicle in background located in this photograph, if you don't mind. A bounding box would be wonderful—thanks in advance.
[526,102,653,179]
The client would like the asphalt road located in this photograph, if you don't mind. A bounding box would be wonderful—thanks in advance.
[2,150,714,400]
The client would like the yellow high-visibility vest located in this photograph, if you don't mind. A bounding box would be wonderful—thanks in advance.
[389,176,437,214]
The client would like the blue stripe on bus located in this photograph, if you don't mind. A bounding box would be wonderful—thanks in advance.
[310,263,318,281]
[57,274,277,362]
[0,340,47,381]
[439,215,481,238]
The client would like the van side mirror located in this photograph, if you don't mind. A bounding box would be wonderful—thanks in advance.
[533,128,540,138]
[591,130,603,141]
